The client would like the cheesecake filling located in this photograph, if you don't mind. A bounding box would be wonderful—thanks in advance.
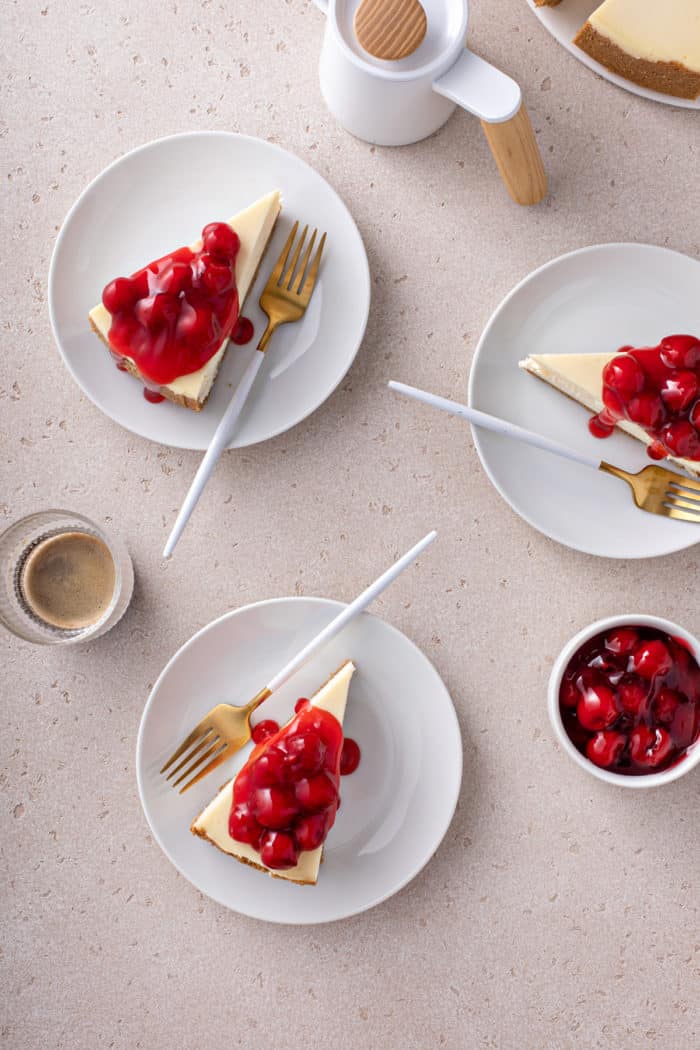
[588,0,700,71]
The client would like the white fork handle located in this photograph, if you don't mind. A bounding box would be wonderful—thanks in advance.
[163,350,266,558]
[266,530,437,693]
[388,381,601,470]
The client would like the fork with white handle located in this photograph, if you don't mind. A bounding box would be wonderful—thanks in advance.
[389,380,700,524]
[163,221,326,558]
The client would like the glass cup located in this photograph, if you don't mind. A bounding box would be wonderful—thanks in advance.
[0,510,134,645]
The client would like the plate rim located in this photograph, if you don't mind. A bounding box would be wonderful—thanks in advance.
[135,595,463,924]
[526,0,700,111]
[48,130,371,451]
[468,241,700,560]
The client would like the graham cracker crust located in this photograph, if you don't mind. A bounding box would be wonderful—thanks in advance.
[574,22,700,100]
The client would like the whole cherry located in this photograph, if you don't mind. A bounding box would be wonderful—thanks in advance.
[631,639,673,680]
[202,222,240,259]
[577,683,618,732]
[586,730,627,769]
[259,830,298,870]
[251,785,298,829]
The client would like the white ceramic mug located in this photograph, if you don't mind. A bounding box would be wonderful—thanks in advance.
[313,0,547,205]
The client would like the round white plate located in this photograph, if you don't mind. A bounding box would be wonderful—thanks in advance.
[468,243,700,559]
[136,597,462,924]
[49,132,370,450]
[527,0,700,110]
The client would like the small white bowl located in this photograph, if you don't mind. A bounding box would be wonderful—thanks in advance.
[548,614,700,788]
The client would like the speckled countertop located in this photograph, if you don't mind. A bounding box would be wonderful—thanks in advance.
[2,1,699,1047]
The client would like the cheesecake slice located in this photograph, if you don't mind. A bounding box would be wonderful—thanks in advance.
[89,190,281,410]
[573,1,700,100]
[520,344,700,477]
[192,661,355,885]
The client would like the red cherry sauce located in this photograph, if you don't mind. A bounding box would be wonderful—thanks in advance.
[560,625,700,775]
[589,334,700,462]
[231,316,254,345]
[101,222,242,395]
[231,705,345,870]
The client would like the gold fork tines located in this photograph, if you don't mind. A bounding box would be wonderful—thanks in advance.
[600,462,700,523]
[160,688,271,794]
[257,221,327,352]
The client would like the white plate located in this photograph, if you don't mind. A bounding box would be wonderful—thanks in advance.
[527,0,700,110]
[136,597,462,924]
[48,132,370,450]
[468,243,700,559]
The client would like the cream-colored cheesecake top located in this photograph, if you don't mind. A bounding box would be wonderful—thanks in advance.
[192,661,355,884]
[589,0,700,71]
[88,190,281,398]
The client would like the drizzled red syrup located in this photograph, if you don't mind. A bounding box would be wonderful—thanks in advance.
[233,701,361,868]
[101,222,242,393]
[589,334,700,462]
[560,625,700,775]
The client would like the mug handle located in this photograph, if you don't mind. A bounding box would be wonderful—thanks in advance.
[433,50,547,206]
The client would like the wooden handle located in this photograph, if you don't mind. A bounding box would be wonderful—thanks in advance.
[480,104,547,206]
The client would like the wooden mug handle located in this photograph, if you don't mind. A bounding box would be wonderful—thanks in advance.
[480,104,547,206]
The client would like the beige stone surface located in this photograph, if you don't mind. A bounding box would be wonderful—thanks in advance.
[2,1,699,1047]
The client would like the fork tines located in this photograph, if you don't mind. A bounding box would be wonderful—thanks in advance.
[160,723,230,793]
[271,221,327,301]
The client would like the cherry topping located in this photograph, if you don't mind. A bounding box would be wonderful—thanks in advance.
[295,772,338,813]
[259,830,298,870]
[250,785,298,829]
[228,696,358,863]
[284,732,326,780]
[202,222,240,259]
[103,276,140,314]
[590,336,700,462]
[294,812,330,852]
[660,334,700,370]
[294,698,310,714]
[559,625,700,775]
[251,720,280,745]
[102,225,242,388]
[250,747,287,787]
[228,804,263,849]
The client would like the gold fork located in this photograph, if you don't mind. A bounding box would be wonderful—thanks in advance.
[160,530,437,792]
[162,220,327,558]
[389,381,700,524]
[257,220,327,351]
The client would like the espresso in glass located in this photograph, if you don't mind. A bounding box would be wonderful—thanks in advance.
[0,511,133,645]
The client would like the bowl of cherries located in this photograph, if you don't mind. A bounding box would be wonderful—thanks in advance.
[549,615,700,787]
